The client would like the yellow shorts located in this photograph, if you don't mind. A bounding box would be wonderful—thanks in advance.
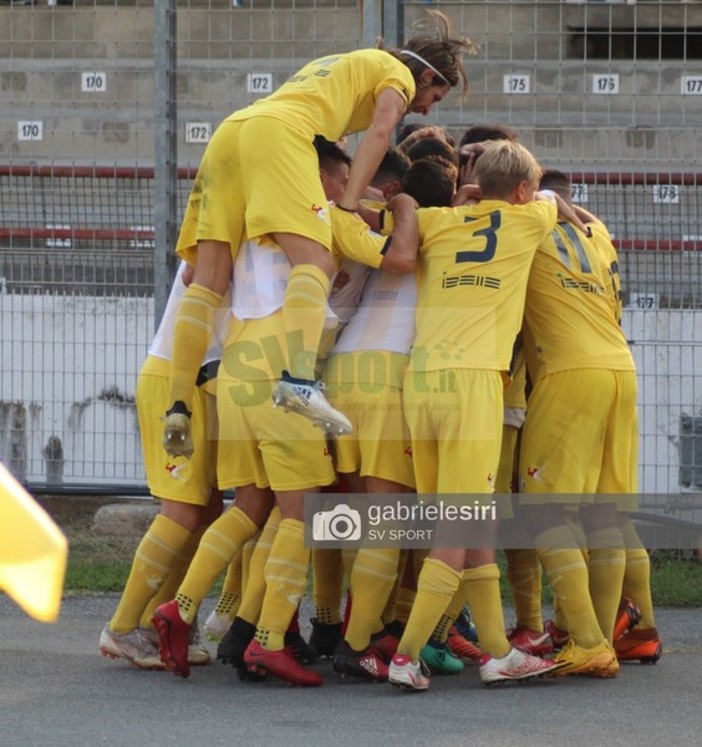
[136,356,217,505]
[402,369,503,500]
[176,118,332,265]
[519,368,638,505]
[217,317,336,493]
[325,351,415,489]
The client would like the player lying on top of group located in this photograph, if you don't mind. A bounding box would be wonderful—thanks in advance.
[160,9,477,456]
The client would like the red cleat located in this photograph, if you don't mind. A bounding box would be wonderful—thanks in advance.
[544,619,569,650]
[507,626,554,657]
[243,640,324,686]
[613,597,643,642]
[369,629,400,664]
[614,627,662,664]
[152,600,191,678]
[447,626,482,662]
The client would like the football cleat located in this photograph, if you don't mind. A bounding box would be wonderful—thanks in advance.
[243,640,323,686]
[271,371,352,437]
[152,600,192,678]
[553,639,620,678]
[332,640,389,682]
[388,654,431,692]
[544,619,569,649]
[216,616,266,681]
[203,610,233,643]
[479,647,564,685]
[507,626,555,657]
[308,618,343,659]
[613,597,643,642]
[420,641,465,674]
[99,625,165,670]
[614,627,662,664]
[162,412,194,458]
[447,626,482,662]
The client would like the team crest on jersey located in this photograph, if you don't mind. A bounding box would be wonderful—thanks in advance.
[165,462,186,481]
[526,466,540,479]
[311,203,330,223]
[404,446,413,457]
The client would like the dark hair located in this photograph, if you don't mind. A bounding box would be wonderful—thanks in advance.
[406,136,458,165]
[313,135,352,170]
[539,168,572,202]
[458,124,519,148]
[372,147,412,187]
[396,123,425,145]
[402,156,458,207]
[377,10,477,95]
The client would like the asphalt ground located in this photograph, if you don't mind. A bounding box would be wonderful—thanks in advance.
[1,595,700,747]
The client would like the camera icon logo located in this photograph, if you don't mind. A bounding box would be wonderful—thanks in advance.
[312,503,362,542]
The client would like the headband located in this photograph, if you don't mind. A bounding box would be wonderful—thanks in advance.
[399,49,451,87]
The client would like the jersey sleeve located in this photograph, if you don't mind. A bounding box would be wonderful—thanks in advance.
[330,207,389,269]
[372,63,415,108]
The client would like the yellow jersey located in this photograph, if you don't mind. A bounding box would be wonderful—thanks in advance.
[229,49,415,141]
[589,220,623,324]
[523,220,635,384]
[407,199,558,373]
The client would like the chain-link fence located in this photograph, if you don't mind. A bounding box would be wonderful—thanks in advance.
[0,2,700,539]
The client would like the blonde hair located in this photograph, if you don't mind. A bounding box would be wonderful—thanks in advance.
[378,10,478,95]
[471,141,543,199]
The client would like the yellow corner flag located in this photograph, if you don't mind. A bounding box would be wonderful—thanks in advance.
[0,462,68,622]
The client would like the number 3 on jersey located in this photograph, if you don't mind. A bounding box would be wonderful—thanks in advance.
[456,211,501,263]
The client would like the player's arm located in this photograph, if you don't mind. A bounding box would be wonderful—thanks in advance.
[453,183,481,207]
[337,88,407,212]
[164,241,231,458]
[377,193,419,275]
[536,190,590,235]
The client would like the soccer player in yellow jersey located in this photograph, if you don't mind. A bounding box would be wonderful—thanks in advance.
[516,168,643,677]
[531,169,661,666]
[100,262,227,670]
[152,139,420,684]
[161,11,476,456]
[387,141,586,691]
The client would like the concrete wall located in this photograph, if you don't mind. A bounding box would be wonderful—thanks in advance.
[1,2,700,166]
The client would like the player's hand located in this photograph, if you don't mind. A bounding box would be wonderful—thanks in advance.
[162,412,194,459]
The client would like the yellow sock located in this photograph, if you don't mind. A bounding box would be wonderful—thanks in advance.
[462,564,510,659]
[237,507,281,625]
[621,521,656,628]
[505,548,543,632]
[395,586,416,626]
[312,548,344,624]
[256,519,310,651]
[587,527,626,643]
[213,542,246,619]
[397,557,461,662]
[175,506,258,624]
[536,526,603,648]
[169,283,223,411]
[283,264,330,380]
[345,548,400,651]
[240,533,259,598]
[381,550,409,625]
[139,528,204,628]
[109,515,191,633]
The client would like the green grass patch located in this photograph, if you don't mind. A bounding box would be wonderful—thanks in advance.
[51,502,701,606]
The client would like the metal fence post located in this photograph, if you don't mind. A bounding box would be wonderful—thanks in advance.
[153,0,179,330]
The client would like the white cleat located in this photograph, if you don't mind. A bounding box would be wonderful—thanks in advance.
[479,646,563,686]
[388,654,431,692]
[271,371,352,437]
[203,610,233,643]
